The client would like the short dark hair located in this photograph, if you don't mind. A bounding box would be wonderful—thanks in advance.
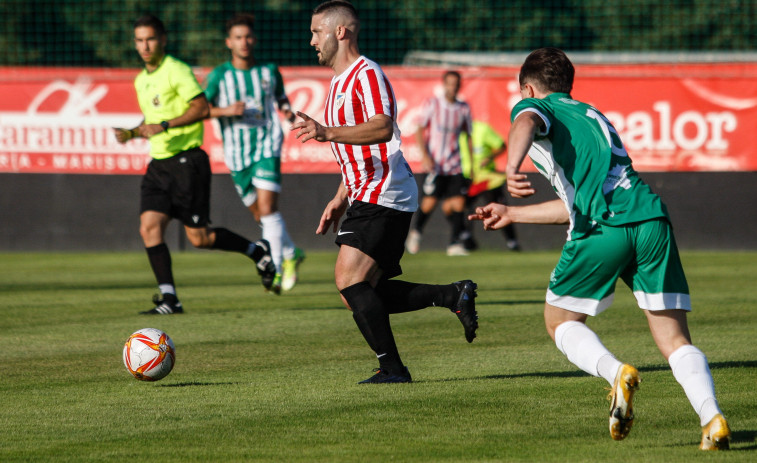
[519,47,574,94]
[226,13,255,35]
[133,14,166,37]
[443,70,461,82]
[313,0,358,19]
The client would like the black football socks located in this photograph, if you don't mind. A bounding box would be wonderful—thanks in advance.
[341,281,405,374]
[146,243,174,289]
[374,279,457,314]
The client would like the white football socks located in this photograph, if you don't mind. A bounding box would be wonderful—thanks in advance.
[158,284,176,296]
[668,344,723,426]
[261,212,295,273]
[554,321,622,385]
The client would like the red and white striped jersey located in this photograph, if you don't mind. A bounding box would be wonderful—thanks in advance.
[417,96,472,175]
[324,56,418,212]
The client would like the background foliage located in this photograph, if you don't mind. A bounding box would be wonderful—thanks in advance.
[2,0,756,67]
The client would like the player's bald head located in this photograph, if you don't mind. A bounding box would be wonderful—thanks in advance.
[312,0,360,33]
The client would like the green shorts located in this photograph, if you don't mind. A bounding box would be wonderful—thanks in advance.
[547,218,690,315]
[229,157,282,207]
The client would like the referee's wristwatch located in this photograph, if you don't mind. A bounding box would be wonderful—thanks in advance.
[160,120,170,131]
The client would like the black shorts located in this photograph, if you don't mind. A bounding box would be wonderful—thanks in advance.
[422,173,469,199]
[335,201,413,280]
[140,147,211,228]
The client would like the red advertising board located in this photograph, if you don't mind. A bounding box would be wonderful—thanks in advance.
[1,63,756,174]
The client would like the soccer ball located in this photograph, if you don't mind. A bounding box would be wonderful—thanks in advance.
[123,328,176,381]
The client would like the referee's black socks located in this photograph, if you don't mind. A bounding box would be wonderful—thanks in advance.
[146,243,174,288]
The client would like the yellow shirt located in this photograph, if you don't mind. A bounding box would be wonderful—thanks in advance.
[134,55,204,159]
[460,121,507,191]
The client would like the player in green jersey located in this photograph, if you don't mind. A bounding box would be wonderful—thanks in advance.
[469,48,729,450]
[205,13,304,295]
[114,15,277,314]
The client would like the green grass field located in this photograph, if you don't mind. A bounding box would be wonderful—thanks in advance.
[1,249,755,462]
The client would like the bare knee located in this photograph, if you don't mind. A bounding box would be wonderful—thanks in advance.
[140,222,163,247]
[185,228,213,248]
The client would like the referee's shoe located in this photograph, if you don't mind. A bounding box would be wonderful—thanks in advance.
[141,293,183,315]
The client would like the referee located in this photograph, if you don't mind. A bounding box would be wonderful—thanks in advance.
[114,15,276,314]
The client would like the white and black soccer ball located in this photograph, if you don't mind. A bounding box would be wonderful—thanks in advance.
[123,328,175,381]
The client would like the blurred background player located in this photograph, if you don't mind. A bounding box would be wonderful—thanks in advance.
[405,70,473,256]
[470,47,730,450]
[292,0,478,383]
[114,14,276,314]
[459,120,520,252]
[204,13,305,295]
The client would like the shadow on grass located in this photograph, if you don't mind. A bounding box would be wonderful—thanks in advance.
[427,360,757,383]
[289,305,345,311]
[477,299,544,306]
[159,381,236,388]
[731,430,757,450]
[637,360,757,373]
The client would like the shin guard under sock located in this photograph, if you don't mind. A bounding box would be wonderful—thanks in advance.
[146,243,174,287]
[374,280,457,313]
[340,282,404,373]
[211,227,252,254]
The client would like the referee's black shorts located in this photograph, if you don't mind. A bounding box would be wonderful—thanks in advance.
[335,200,413,280]
[140,147,211,228]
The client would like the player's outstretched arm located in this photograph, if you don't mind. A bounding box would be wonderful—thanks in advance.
[469,199,569,230]
[468,203,512,230]
[208,101,245,118]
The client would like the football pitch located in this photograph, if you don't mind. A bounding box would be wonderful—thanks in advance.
[1,249,755,462]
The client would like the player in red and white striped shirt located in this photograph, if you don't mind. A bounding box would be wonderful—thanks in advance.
[406,71,474,256]
[292,1,478,384]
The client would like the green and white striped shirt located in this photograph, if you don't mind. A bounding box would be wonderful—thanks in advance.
[205,62,287,171]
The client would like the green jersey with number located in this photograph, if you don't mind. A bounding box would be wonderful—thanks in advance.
[511,93,667,240]
[204,62,287,172]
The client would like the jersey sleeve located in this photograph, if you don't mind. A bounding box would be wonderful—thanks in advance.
[172,60,205,103]
[355,67,395,120]
[203,67,222,105]
[511,98,551,136]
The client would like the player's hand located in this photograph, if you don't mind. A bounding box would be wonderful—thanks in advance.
[468,203,512,230]
[316,197,348,235]
[113,128,133,144]
[292,111,327,143]
[225,101,246,117]
[507,172,535,198]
